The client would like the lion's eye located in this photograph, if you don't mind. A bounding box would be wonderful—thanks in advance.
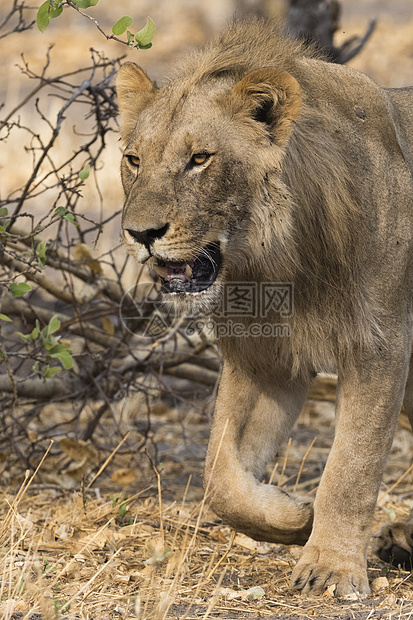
[191,153,210,166]
[127,155,140,168]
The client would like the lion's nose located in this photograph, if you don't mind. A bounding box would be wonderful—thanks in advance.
[126,223,169,247]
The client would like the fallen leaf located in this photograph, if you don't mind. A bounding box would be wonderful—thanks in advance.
[378,592,397,608]
[73,243,103,275]
[371,576,389,593]
[217,585,265,600]
[76,531,108,551]
[323,583,336,597]
[244,586,265,599]
[209,529,228,544]
[59,438,99,463]
[101,316,115,335]
[234,533,259,551]
[54,523,74,540]
[111,468,136,485]
[217,587,241,600]
[27,430,38,443]
[62,458,91,480]
[382,507,396,522]
[145,538,172,565]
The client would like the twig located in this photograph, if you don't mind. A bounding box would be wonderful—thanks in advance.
[206,530,235,581]
[8,75,93,227]
[1,297,122,350]
[1,251,80,304]
[155,464,165,547]
[0,342,17,402]
[268,461,279,486]
[0,0,35,40]
[378,463,413,506]
[86,431,131,489]
[293,435,317,492]
[65,0,131,47]
[1,440,53,542]
[339,19,377,64]
[278,437,292,487]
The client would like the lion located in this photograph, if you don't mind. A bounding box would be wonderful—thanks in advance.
[116,19,413,596]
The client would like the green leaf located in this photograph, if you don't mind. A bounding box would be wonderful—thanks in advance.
[31,326,40,340]
[245,586,265,600]
[112,16,133,36]
[54,206,67,217]
[0,314,12,322]
[78,164,90,180]
[63,213,79,227]
[47,315,61,336]
[72,0,98,7]
[126,30,135,48]
[135,17,155,47]
[118,502,128,518]
[49,346,73,370]
[42,365,62,379]
[112,494,121,507]
[137,42,152,50]
[9,282,32,297]
[36,240,47,269]
[36,1,63,33]
[0,207,8,218]
[37,1,51,32]
[16,324,39,342]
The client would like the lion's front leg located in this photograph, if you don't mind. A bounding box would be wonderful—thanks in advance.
[204,363,313,545]
[292,348,410,597]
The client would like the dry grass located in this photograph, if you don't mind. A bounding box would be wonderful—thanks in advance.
[1,398,413,619]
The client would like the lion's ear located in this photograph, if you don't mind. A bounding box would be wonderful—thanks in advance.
[230,68,302,146]
[116,63,157,143]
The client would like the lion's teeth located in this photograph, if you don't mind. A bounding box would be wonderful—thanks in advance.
[185,264,193,279]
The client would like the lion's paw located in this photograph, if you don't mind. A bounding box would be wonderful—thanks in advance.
[372,521,413,568]
[291,547,370,597]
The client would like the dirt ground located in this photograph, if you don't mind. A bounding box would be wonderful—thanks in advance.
[2,0,413,618]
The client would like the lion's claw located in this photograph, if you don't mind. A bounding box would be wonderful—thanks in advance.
[291,547,370,597]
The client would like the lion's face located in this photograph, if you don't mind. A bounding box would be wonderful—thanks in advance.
[117,64,302,311]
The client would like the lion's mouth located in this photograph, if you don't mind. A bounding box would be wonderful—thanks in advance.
[152,242,221,294]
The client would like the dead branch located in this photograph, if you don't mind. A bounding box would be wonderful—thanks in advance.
[1,298,124,351]
[0,0,35,40]
[0,30,217,470]
[163,363,218,387]
[0,373,81,398]
[337,19,377,64]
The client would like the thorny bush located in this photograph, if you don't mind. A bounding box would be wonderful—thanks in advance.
[0,1,219,485]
